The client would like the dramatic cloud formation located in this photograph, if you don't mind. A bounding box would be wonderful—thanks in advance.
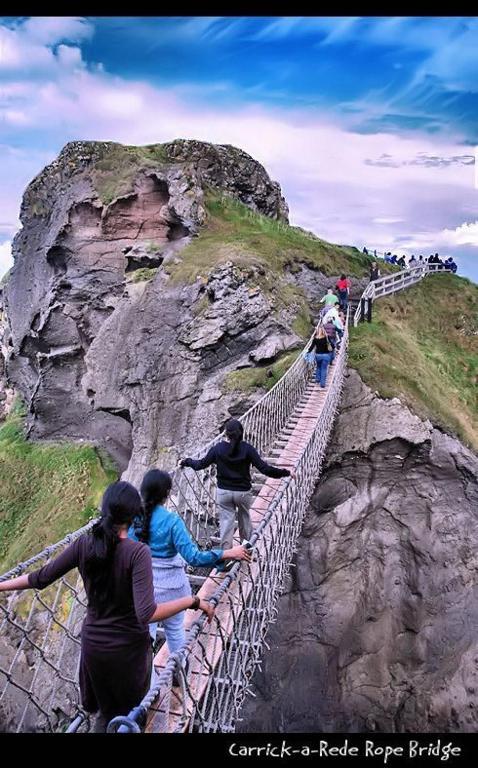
[0,16,476,282]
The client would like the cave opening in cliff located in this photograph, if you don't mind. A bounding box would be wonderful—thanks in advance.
[167,218,190,241]
[125,254,164,273]
[46,245,72,276]
[96,406,132,425]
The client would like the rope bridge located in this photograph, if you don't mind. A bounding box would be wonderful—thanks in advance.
[0,264,451,733]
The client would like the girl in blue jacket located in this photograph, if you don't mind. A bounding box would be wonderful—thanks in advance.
[129,469,250,654]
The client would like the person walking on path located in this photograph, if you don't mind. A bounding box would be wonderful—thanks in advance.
[319,288,339,307]
[321,302,344,332]
[0,481,214,731]
[180,419,293,561]
[335,274,351,311]
[308,326,333,388]
[369,261,381,281]
[323,318,338,358]
[129,469,251,651]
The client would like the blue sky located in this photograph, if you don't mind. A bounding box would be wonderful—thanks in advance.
[1,16,478,281]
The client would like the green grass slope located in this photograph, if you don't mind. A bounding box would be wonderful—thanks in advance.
[349,274,478,451]
[167,193,390,285]
[0,402,117,573]
[92,142,176,204]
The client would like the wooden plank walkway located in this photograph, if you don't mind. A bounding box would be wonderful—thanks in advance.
[145,358,340,733]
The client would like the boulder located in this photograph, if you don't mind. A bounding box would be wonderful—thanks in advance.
[249,333,301,364]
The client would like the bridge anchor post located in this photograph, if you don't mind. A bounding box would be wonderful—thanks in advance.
[367,298,373,323]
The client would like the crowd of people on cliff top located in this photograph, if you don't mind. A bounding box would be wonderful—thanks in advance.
[362,246,457,273]
[0,419,294,731]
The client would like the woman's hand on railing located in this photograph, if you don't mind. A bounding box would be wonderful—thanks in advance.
[199,599,215,623]
[223,545,252,563]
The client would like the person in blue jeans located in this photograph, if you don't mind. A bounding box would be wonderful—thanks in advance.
[308,326,333,387]
[129,469,250,656]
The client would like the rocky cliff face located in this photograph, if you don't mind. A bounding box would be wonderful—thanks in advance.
[239,369,478,732]
[2,140,293,479]
[0,287,14,421]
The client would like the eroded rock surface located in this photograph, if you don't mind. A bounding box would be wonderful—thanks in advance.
[239,369,478,732]
[289,264,369,319]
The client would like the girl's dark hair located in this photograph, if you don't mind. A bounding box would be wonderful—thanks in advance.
[138,469,173,544]
[225,418,244,457]
[340,273,346,280]
[85,481,142,615]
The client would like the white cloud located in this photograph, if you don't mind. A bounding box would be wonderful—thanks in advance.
[56,45,85,69]
[439,221,478,247]
[3,110,31,126]
[251,17,361,43]
[0,145,55,247]
[0,24,55,71]
[22,16,93,45]
[251,17,306,40]
[378,223,478,279]
[0,17,89,75]
[373,217,405,225]
[417,19,478,92]
[0,241,13,279]
[250,17,478,98]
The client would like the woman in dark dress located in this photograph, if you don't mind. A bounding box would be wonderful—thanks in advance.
[0,481,213,731]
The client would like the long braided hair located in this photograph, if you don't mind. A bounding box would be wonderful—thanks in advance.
[84,481,142,614]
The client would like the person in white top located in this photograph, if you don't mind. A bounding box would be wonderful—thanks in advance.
[321,303,344,331]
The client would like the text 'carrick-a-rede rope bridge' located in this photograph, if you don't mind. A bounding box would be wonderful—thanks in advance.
[0,264,450,733]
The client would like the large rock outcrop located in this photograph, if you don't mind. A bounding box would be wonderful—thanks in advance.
[2,140,293,478]
[239,369,478,732]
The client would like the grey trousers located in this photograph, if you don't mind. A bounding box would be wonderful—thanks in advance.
[216,488,253,549]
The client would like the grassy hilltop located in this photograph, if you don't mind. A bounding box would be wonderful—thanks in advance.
[166,193,379,283]
[349,273,478,451]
